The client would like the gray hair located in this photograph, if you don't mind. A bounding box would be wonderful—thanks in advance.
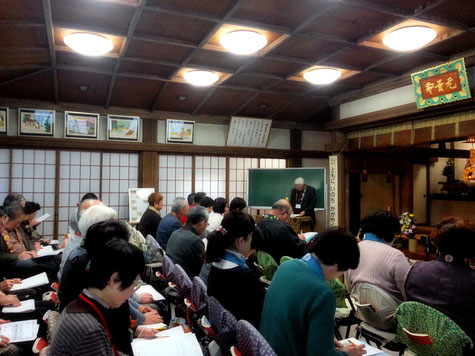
[187,206,209,225]
[78,205,118,236]
[0,203,23,220]
[294,177,305,185]
[171,197,187,213]
[272,199,292,214]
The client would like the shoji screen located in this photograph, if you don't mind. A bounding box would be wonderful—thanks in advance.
[195,156,226,199]
[0,149,9,200]
[102,153,139,221]
[11,149,56,238]
[158,155,192,215]
[228,157,259,203]
[58,151,101,235]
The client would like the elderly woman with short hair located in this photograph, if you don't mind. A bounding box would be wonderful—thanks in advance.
[138,193,163,239]
[405,216,475,342]
[49,239,156,356]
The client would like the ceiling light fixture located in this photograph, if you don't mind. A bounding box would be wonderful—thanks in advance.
[303,68,341,85]
[220,30,268,55]
[64,33,114,56]
[383,26,437,51]
[183,70,219,86]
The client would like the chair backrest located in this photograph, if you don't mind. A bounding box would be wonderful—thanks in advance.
[395,302,473,356]
[174,263,193,299]
[256,250,278,281]
[191,276,208,312]
[162,254,176,283]
[351,282,399,330]
[236,319,277,356]
[327,278,348,309]
[208,296,238,351]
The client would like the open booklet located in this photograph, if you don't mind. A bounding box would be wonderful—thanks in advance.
[35,245,63,257]
[0,319,39,343]
[339,338,383,356]
[135,284,165,301]
[10,272,49,291]
[2,299,35,314]
[132,326,202,356]
[34,213,51,224]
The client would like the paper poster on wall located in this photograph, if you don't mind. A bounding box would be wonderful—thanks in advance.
[226,117,272,148]
[128,188,155,223]
[329,155,339,227]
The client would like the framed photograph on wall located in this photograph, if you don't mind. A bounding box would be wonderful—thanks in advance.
[107,115,139,141]
[166,119,194,143]
[65,111,99,139]
[0,107,7,134]
[19,108,55,136]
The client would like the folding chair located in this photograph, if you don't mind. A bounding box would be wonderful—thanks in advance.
[232,319,277,356]
[208,296,238,354]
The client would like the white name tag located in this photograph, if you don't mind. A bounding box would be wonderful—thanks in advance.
[295,204,301,209]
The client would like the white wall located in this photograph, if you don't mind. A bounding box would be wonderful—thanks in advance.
[339,84,415,119]
[301,130,332,151]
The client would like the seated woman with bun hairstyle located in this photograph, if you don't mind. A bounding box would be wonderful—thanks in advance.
[205,211,266,327]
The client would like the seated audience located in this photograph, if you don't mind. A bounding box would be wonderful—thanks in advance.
[229,197,246,213]
[59,220,161,354]
[59,202,113,278]
[167,206,208,278]
[405,216,475,341]
[59,198,105,276]
[138,192,163,239]
[0,204,57,279]
[257,199,307,262]
[181,192,206,225]
[199,196,214,213]
[260,228,364,356]
[345,210,410,305]
[18,201,45,248]
[205,211,266,327]
[49,239,157,356]
[206,197,227,235]
[69,193,99,236]
[156,197,188,250]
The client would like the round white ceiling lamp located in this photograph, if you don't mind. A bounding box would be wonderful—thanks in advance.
[303,68,341,85]
[184,70,219,86]
[64,33,114,56]
[220,30,268,55]
[383,26,437,51]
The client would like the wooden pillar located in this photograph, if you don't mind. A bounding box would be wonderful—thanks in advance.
[287,129,302,167]
[139,119,158,190]
[399,156,414,214]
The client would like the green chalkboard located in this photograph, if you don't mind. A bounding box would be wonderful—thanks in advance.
[248,168,326,209]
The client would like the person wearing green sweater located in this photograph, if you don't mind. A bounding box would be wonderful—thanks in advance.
[259,228,366,356]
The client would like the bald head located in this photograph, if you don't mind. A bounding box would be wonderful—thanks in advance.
[79,199,104,213]
[270,199,293,222]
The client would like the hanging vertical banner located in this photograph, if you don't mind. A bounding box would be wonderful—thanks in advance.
[329,155,339,227]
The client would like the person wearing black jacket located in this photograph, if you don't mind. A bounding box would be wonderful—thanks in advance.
[138,192,163,239]
[290,177,317,229]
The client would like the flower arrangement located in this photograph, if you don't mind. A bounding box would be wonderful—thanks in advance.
[400,212,416,238]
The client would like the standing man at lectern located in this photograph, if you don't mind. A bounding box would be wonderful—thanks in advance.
[290,177,317,229]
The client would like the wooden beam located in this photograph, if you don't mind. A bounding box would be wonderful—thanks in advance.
[42,0,59,104]
[0,68,52,86]
[104,0,147,108]
[0,135,329,159]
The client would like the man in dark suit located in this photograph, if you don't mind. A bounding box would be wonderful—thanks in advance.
[290,177,317,229]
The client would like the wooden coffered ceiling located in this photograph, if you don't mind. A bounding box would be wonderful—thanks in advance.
[0,0,474,126]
